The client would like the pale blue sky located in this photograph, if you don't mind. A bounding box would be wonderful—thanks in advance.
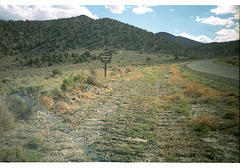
[0,5,239,43]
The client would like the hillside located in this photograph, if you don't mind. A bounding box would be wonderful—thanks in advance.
[189,40,240,58]
[0,15,238,68]
[156,32,239,59]
[156,32,203,48]
[0,15,189,60]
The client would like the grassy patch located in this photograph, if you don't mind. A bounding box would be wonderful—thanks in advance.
[190,114,220,136]
[175,102,190,115]
[165,155,180,162]
[169,63,239,137]
[0,147,41,162]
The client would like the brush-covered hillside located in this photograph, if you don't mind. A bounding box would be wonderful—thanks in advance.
[156,32,239,59]
[0,15,190,60]
[156,32,203,48]
[189,40,239,58]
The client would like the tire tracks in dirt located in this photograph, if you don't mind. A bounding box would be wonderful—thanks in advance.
[1,66,239,162]
[87,69,217,162]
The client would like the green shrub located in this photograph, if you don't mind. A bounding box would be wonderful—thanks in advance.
[61,73,86,92]
[52,68,63,77]
[48,87,63,100]
[26,138,41,150]
[83,51,91,57]
[193,123,209,136]
[48,62,53,66]
[11,85,44,96]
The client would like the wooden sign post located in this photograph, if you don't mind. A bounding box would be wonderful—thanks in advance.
[100,51,112,81]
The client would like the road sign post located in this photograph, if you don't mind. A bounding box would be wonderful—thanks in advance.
[105,63,107,80]
[100,51,112,81]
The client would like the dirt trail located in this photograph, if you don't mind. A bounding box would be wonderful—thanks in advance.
[89,72,219,162]
[0,65,239,162]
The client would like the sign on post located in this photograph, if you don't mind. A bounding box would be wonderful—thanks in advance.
[100,51,112,63]
[100,51,112,80]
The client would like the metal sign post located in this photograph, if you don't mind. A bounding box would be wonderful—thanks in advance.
[100,51,112,81]
[104,63,107,81]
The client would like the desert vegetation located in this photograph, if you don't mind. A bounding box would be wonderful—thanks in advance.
[0,15,239,163]
[0,60,239,162]
[216,57,239,67]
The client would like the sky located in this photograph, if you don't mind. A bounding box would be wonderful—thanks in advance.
[0,3,239,43]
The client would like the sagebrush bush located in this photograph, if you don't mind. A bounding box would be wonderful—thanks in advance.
[0,100,15,135]
[5,95,34,120]
[50,87,63,100]
[61,73,86,92]
[87,69,105,87]
[11,85,44,96]
[52,68,63,77]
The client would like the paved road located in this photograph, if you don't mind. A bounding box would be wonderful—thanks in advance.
[187,59,239,80]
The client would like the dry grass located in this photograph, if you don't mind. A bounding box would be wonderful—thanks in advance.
[223,107,239,120]
[54,101,76,114]
[190,114,221,135]
[155,65,169,69]
[191,114,220,129]
[168,63,239,136]
[164,91,186,103]
[38,96,54,110]
[0,100,15,135]
[82,92,96,99]
[87,69,105,87]
[169,64,239,103]
[169,64,188,84]
[184,82,222,98]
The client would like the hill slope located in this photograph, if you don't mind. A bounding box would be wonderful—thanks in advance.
[189,40,239,58]
[0,16,238,63]
[0,16,188,59]
[156,32,239,58]
[156,32,203,48]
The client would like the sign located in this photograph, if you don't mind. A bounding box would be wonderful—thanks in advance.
[100,51,112,81]
[100,51,112,63]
